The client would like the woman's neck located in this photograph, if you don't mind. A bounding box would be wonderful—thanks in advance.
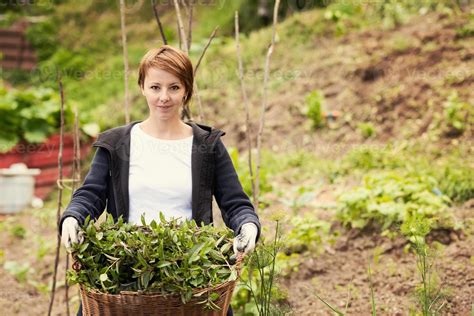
[140,117,192,140]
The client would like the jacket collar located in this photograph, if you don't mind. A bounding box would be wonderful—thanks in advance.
[93,120,225,151]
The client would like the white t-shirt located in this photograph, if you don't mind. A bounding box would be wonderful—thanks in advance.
[128,123,193,225]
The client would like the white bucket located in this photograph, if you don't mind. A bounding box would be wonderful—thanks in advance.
[0,163,40,214]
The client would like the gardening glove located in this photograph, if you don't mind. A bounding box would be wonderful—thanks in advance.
[61,217,84,253]
[233,223,258,256]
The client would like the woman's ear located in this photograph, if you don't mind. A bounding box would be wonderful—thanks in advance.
[140,86,145,96]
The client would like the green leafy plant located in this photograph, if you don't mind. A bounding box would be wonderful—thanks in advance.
[284,215,332,255]
[0,84,98,153]
[401,214,447,315]
[336,171,453,232]
[435,164,474,203]
[233,220,290,316]
[67,214,237,309]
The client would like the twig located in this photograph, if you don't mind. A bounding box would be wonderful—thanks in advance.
[120,0,131,124]
[234,11,256,205]
[180,0,193,50]
[173,0,188,54]
[194,26,219,76]
[255,0,280,212]
[193,82,203,122]
[177,20,182,50]
[151,0,167,44]
[48,71,66,316]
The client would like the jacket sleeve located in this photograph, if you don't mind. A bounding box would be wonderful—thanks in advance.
[213,138,261,241]
[58,147,110,235]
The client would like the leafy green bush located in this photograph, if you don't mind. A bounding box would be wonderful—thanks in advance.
[336,171,453,231]
[0,85,68,152]
[432,164,474,203]
[305,90,324,129]
[67,214,237,307]
[0,84,99,153]
[25,19,60,62]
[284,215,332,255]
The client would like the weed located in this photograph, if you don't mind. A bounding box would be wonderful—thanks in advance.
[357,122,377,139]
[3,260,31,283]
[10,224,26,239]
[305,90,325,129]
[401,214,448,315]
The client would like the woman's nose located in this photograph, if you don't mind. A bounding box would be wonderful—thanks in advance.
[158,89,170,101]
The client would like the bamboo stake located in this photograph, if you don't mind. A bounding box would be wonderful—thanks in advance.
[255,0,280,212]
[64,108,81,316]
[234,11,256,206]
[48,72,66,316]
[151,0,168,44]
[120,0,131,124]
[173,0,188,54]
[194,26,218,76]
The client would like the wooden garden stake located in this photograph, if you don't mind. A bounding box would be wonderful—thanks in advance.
[48,72,66,316]
[120,0,131,124]
[255,0,280,212]
[173,0,188,54]
[234,11,256,206]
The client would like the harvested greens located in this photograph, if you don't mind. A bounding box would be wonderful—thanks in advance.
[67,214,237,304]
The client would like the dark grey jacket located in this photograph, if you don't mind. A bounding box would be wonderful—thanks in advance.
[59,121,261,239]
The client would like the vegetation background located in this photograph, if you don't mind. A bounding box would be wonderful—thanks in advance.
[0,0,473,315]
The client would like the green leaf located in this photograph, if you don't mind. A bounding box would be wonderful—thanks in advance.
[157,261,172,268]
[99,273,108,282]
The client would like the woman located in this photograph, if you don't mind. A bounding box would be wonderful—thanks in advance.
[59,45,261,316]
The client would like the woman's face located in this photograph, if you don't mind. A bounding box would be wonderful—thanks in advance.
[141,67,187,122]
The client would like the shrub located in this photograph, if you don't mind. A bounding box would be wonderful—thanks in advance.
[336,171,454,231]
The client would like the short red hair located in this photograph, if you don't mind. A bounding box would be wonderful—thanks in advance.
[137,45,194,105]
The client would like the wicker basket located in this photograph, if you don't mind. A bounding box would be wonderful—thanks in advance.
[78,257,242,316]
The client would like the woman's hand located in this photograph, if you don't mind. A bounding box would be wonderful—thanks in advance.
[61,217,84,253]
[233,223,258,256]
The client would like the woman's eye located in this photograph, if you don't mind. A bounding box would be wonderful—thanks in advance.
[151,86,159,90]
[171,86,179,91]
